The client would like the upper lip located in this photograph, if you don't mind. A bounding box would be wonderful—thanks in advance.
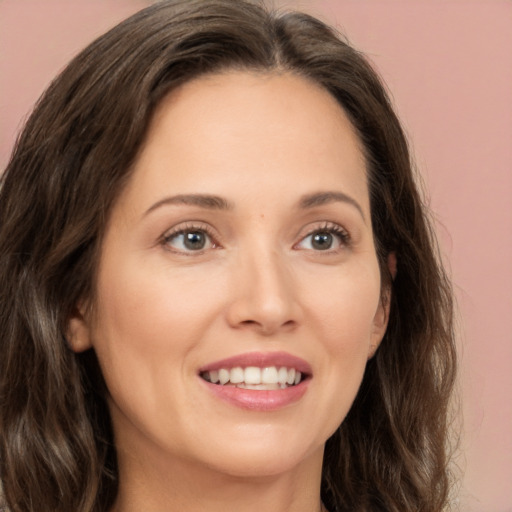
[198,351,312,375]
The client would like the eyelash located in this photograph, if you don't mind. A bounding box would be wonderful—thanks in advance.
[295,222,351,252]
[161,222,219,255]
[160,221,351,254]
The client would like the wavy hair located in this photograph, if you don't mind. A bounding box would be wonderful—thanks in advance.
[0,1,456,510]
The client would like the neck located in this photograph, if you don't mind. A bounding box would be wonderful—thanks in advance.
[111,444,325,512]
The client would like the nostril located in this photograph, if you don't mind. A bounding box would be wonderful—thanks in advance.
[235,318,298,336]
[240,320,258,326]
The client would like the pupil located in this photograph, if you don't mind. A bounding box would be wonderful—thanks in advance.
[184,231,206,250]
[312,232,332,250]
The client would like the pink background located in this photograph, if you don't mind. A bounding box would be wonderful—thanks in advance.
[1,1,511,510]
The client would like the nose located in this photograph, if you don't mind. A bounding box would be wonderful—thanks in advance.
[225,249,300,336]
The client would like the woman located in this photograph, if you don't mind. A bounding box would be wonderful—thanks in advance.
[0,1,457,511]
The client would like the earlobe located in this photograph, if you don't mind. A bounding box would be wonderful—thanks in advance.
[368,295,389,359]
[369,252,396,359]
[66,304,93,353]
[368,297,390,358]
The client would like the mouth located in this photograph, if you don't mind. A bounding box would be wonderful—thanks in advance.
[200,366,305,390]
[198,353,311,410]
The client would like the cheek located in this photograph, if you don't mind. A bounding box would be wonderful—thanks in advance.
[89,258,231,411]
[93,258,221,350]
[308,263,382,347]
[302,261,381,412]
[88,261,225,437]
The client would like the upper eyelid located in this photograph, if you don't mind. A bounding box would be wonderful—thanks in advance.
[160,220,350,248]
[160,223,221,252]
[297,221,350,239]
[294,222,351,249]
[162,222,216,239]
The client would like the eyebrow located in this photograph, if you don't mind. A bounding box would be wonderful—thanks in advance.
[299,191,366,221]
[144,194,234,217]
[143,190,365,220]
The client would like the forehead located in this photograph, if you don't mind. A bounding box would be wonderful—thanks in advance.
[121,71,369,215]
[147,70,363,156]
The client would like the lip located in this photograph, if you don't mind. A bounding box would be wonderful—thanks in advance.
[200,379,309,411]
[198,351,312,374]
[198,351,312,411]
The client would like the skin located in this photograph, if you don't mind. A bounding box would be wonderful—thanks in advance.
[68,71,390,512]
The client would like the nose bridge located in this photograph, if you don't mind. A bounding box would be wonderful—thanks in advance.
[227,235,299,334]
[249,245,290,302]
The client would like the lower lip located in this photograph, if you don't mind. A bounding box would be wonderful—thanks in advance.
[200,378,309,411]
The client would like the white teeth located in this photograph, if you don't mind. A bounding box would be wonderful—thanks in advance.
[218,368,230,385]
[202,366,305,387]
[237,383,281,390]
[230,367,244,384]
[277,367,288,384]
[261,366,279,384]
[244,366,261,384]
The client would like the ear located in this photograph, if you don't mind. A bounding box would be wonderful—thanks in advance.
[387,251,397,280]
[368,252,396,359]
[66,302,93,353]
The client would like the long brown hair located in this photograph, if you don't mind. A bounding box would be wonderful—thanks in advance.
[0,1,456,510]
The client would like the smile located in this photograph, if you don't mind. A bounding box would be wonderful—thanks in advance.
[198,352,312,410]
[200,366,303,389]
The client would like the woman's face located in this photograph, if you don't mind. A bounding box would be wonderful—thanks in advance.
[69,71,389,478]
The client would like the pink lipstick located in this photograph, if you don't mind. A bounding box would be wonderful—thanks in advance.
[198,351,312,411]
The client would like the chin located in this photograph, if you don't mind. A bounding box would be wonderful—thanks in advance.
[189,429,325,479]
[205,450,318,480]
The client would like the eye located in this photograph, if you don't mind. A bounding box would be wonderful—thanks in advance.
[296,224,350,251]
[162,225,217,253]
